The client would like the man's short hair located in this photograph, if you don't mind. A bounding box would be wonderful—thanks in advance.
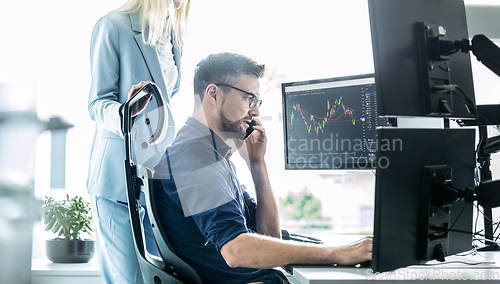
[193,53,265,100]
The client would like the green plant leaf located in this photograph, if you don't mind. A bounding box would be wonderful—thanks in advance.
[44,218,56,231]
[52,223,61,234]
[43,210,54,225]
[54,210,68,227]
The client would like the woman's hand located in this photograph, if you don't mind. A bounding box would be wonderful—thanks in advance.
[122,81,153,117]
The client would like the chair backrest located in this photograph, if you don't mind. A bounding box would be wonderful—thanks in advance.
[122,83,202,284]
[140,166,203,284]
[125,163,203,284]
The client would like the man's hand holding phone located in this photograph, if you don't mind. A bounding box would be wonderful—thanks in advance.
[236,118,266,166]
[244,120,257,139]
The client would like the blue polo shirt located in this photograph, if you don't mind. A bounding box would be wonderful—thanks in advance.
[152,118,286,284]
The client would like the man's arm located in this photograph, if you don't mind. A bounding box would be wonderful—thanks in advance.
[244,119,280,238]
[231,119,372,269]
[220,233,372,269]
[250,161,280,237]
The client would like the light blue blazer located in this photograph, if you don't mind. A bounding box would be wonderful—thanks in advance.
[87,12,181,202]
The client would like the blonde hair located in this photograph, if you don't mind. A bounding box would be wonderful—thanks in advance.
[112,0,190,47]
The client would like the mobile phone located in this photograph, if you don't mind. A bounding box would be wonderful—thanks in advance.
[245,120,257,139]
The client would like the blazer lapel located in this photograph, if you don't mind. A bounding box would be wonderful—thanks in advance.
[130,14,169,100]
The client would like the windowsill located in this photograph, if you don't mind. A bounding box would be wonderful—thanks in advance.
[31,258,101,277]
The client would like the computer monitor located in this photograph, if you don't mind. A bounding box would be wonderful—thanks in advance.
[373,128,476,273]
[281,74,392,170]
[368,0,476,118]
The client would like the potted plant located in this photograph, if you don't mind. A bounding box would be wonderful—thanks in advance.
[42,194,95,263]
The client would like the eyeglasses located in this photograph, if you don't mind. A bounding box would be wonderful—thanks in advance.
[214,83,262,109]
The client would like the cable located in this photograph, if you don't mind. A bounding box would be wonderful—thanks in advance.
[474,237,500,247]
[433,84,487,170]
[456,242,478,257]
[447,201,468,234]
[494,219,500,242]
[443,201,500,252]
[472,203,500,242]
[473,203,500,227]
[475,203,480,239]
[444,86,500,244]
[451,86,485,156]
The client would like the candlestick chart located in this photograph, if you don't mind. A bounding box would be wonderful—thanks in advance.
[288,96,355,136]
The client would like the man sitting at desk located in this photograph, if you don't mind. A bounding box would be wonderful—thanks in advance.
[152,52,372,284]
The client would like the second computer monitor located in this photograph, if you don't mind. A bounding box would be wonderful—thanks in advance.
[282,74,391,170]
[373,128,475,273]
[368,0,475,118]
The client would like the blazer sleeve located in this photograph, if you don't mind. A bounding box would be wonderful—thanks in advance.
[88,16,123,137]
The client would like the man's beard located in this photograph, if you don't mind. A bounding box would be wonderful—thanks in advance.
[220,108,247,140]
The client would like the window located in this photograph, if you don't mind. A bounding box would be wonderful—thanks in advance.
[1,0,497,259]
[176,0,376,236]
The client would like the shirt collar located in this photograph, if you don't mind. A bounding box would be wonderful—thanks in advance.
[186,117,233,159]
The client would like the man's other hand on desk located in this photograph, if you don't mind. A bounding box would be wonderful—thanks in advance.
[220,233,372,269]
[334,236,372,266]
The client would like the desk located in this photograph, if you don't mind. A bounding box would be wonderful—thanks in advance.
[284,236,500,284]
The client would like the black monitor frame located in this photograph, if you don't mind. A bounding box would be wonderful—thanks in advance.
[372,128,476,273]
[368,0,476,118]
[281,74,393,170]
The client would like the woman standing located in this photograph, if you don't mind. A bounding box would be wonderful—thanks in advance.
[87,1,190,283]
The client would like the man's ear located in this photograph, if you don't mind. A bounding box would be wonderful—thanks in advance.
[205,84,219,107]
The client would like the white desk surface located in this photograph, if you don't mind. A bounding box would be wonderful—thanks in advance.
[285,235,500,284]
[30,236,500,284]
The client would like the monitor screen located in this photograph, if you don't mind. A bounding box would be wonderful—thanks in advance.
[368,0,476,118]
[373,128,475,273]
[282,74,392,170]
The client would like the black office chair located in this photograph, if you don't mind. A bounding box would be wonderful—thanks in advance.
[123,83,203,284]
